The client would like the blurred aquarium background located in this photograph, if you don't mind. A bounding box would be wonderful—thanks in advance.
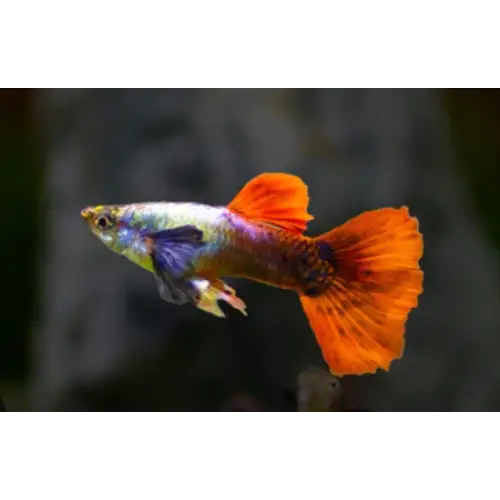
[1,88,500,411]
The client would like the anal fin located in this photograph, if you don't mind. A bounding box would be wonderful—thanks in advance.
[193,278,248,318]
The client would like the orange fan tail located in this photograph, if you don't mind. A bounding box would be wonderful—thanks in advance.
[300,207,423,376]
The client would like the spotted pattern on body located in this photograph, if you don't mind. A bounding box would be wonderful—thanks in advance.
[192,212,337,296]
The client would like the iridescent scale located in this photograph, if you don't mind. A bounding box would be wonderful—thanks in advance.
[114,202,332,294]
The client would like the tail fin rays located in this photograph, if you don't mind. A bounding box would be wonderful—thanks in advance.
[300,207,423,376]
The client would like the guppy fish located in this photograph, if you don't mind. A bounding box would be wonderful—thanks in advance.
[81,173,423,376]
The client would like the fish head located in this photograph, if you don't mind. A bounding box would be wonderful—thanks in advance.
[80,204,132,255]
[81,201,215,272]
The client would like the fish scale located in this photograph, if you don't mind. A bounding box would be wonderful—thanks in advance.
[196,217,334,294]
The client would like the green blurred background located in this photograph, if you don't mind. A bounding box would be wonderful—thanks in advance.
[0,90,43,400]
[1,89,499,411]
[443,90,500,250]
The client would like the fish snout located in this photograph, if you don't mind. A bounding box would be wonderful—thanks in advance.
[80,207,94,221]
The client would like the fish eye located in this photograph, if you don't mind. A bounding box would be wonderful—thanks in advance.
[96,214,113,230]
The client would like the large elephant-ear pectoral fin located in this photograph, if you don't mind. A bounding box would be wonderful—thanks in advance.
[146,225,205,279]
[147,225,206,305]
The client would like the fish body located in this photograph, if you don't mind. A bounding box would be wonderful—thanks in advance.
[102,202,229,273]
[85,201,328,292]
[82,173,423,376]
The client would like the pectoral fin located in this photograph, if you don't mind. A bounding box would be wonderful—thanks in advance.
[147,225,205,279]
[146,226,246,317]
[153,274,192,305]
[147,225,206,305]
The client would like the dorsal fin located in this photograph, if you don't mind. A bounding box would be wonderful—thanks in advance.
[226,173,314,234]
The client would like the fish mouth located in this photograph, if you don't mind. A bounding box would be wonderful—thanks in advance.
[80,207,94,221]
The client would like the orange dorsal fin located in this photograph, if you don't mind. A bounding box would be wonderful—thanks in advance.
[227,173,314,234]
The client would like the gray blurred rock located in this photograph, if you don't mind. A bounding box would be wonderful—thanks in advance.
[32,89,500,411]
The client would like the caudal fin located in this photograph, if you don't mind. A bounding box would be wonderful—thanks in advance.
[300,207,423,376]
